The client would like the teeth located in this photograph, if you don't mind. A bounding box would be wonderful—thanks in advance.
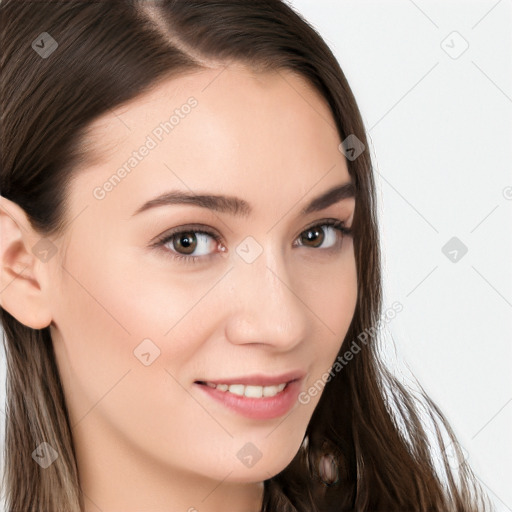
[244,385,263,398]
[266,383,287,396]
[204,382,287,398]
[228,384,245,396]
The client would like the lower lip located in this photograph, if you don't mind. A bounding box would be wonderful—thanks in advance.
[195,379,302,420]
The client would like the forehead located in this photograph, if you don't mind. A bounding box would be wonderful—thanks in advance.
[69,63,350,218]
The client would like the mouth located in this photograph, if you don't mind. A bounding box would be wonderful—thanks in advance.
[193,372,305,420]
[194,380,290,398]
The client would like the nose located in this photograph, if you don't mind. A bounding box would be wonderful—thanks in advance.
[223,244,311,351]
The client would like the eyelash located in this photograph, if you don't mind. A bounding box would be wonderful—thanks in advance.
[151,219,352,265]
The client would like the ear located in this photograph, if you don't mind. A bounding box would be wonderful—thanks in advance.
[0,196,53,329]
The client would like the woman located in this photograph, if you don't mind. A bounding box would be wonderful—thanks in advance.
[0,1,492,511]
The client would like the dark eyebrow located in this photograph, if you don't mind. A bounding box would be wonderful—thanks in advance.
[301,181,355,215]
[132,181,355,217]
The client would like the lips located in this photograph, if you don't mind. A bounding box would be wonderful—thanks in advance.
[195,376,304,420]
[194,370,305,387]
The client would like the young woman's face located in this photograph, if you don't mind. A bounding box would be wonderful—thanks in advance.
[46,64,357,508]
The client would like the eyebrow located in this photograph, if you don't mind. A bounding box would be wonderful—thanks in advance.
[131,181,355,218]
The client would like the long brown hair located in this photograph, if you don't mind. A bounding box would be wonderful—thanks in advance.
[0,1,492,510]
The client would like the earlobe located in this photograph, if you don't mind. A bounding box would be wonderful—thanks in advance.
[0,196,53,329]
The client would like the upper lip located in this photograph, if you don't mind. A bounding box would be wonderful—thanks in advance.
[195,370,306,387]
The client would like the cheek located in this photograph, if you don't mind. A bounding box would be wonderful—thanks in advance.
[50,244,202,422]
[300,242,358,338]
[297,245,358,391]
[50,247,218,464]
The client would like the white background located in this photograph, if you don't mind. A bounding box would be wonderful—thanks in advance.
[1,0,511,510]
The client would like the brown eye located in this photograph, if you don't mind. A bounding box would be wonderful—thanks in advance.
[295,220,351,250]
[156,227,222,262]
[173,232,197,255]
[300,226,325,248]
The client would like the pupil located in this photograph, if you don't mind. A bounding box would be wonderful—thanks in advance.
[175,232,197,254]
[303,227,324,246]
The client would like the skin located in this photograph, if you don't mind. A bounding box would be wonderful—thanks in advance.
[0,63,357,512]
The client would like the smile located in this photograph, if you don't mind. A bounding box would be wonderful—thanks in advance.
[199,381,287,398]
[194,377,303,420]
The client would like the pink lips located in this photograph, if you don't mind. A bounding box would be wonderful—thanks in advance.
[194,371,305,420]
[196,371,305,387]
[195,379,302,420]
